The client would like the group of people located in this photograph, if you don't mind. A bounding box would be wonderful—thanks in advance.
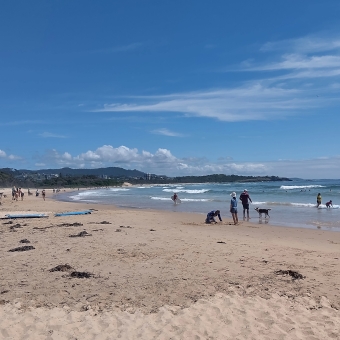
[316,193,333,208]
[205,189,252,225]
[11,187,46,201]
[11,186,24,201]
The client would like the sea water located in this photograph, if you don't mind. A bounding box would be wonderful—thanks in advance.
[58,179,340,231]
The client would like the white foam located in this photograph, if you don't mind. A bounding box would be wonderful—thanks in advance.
[180,198,211,202]
[280,185,325,190]
[162,189,210,194]
[317,204,339,209]
[150,197,172,201]
[109,188,130,192]
[291,202,317,208]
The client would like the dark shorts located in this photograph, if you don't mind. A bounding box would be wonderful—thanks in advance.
[242,203,249,210]
[230,208,237,214]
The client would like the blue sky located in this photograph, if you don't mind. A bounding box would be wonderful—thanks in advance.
[1,0,340,178]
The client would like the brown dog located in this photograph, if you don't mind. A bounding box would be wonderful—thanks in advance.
[255,207,271,218]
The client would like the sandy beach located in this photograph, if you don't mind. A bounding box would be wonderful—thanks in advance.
[0,188,339,339]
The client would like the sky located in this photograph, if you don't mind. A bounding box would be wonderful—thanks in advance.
[1,0,340,178]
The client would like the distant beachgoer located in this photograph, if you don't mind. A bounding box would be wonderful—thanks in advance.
[42,189,46,201]
[205,210,222,224]
[36,189,39,197]
[172,193,180,204]
[21,191,24,200]
[12,186,16,200]
[326,200,333,208]
[230,192,238,225]
[317,193,322,207]
[239,189,252,219]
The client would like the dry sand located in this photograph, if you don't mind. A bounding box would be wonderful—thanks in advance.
[0,188,339,339]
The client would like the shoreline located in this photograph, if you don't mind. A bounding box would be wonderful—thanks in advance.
[54,186,340,232]
[0,187,340,339]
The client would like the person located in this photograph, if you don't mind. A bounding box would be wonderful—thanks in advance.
[326,200,333,208]
[230,192,238,225]
[42,189,46,201]
[205,210,222,224]
[239,189,252,220]
[12,186,16,200]
[36,189,39,197]
[21,191,24,201]
[173,193,178,202]
[317,193,322,207]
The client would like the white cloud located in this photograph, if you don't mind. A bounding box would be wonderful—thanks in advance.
[151,128,184,137]
[40,132,67,138]
[0,149,21,161]
[38,145,340,178]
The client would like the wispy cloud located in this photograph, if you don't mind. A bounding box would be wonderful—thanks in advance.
[39,132,67,138]
[0,120,44,126]
[260,35,340,53]
[91,42,144,54]
[92,34,340,122]
[95,84,319,122]
[151,128,184,137]
[250,54,340,71]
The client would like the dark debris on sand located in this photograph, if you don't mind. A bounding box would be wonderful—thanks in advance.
[275,270,304,280]
[70,271,94,279]
[89,221,111,225]
[19,239,30,243]
[8,245,35,252]
[3,221,13,225]
[58,222,83,227]
[9,224,22,230]
[49,264,74,272]
[69,230,92,237]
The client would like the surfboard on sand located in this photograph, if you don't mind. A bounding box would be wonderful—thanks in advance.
[171,196,181,204]
[5,214,49,219]
[55,210,92,217]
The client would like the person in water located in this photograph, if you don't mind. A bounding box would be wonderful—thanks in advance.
[326,200,333,208]
[317,193,322,207]
[205,210,222,224]
[239,189,252,220]
[230,192,238,225]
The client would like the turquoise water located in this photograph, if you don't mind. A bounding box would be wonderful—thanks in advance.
[58,179,340,231]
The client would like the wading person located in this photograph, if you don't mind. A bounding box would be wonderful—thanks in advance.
[240,189,252,220]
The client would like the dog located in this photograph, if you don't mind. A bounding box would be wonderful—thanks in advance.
[255,207,271,218]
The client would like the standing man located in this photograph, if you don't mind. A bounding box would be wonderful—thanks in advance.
[230,192,238,225]
[240,189,252,220]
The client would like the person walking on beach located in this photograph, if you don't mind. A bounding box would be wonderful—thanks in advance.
[42,189,46,201]
[317,193,322,207]
[205,210,222,224]
[240,189,252,220]
[230,192,238,225]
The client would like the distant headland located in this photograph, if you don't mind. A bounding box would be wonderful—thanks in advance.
[0,167,291,187]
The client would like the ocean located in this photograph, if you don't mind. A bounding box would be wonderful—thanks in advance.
[58,179,340,231]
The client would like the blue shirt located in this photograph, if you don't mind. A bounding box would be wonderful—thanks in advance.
[207,210,222,221]
[230,197,237,208]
